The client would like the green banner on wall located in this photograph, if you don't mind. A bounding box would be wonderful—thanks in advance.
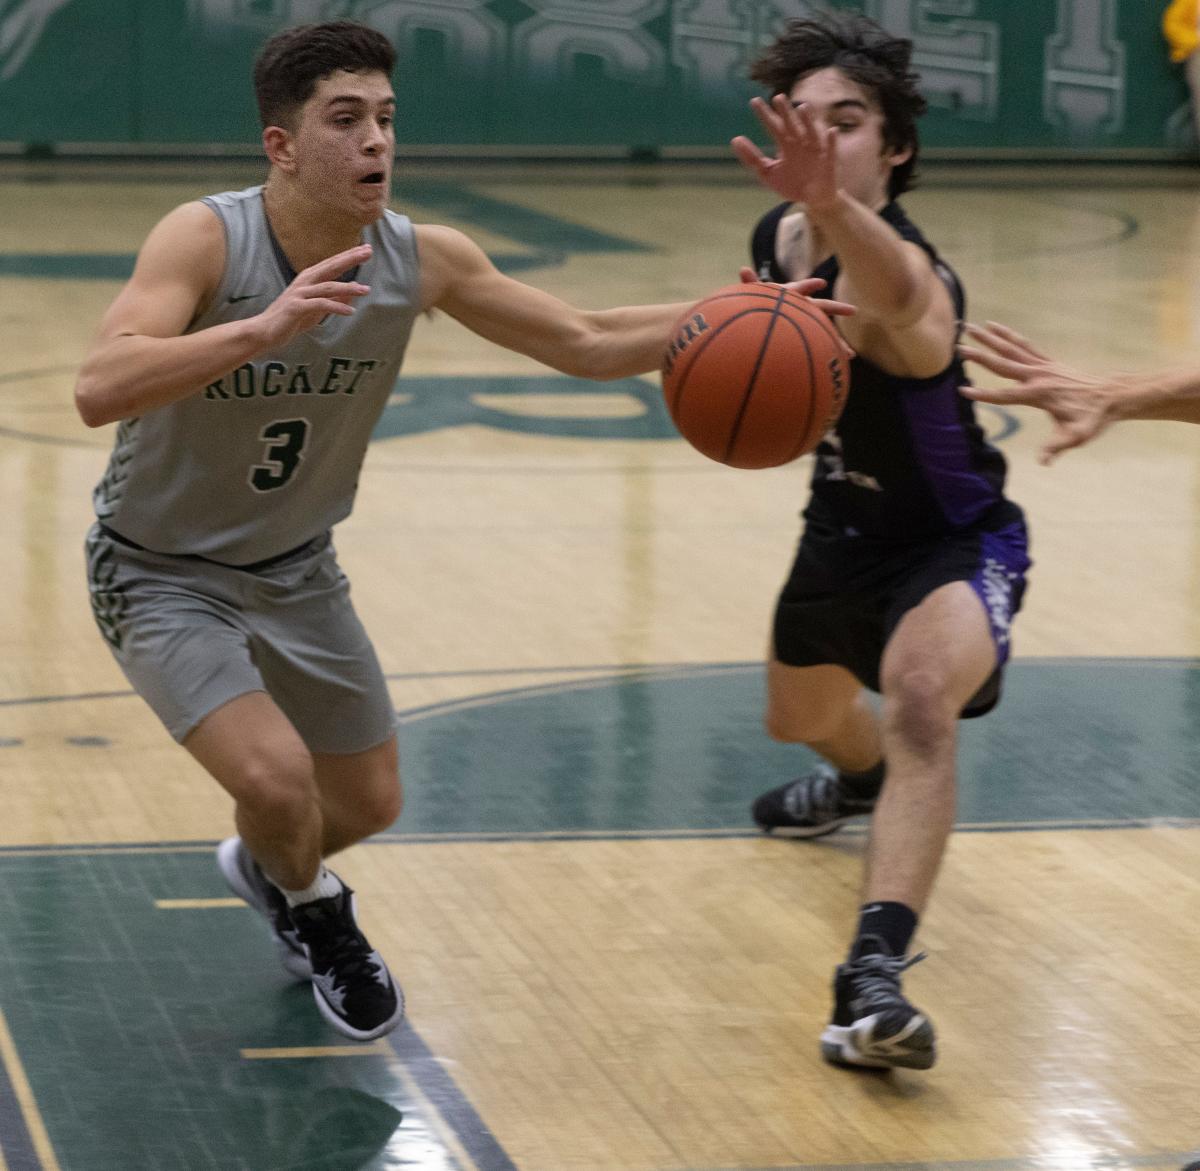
[0,0,1192,154]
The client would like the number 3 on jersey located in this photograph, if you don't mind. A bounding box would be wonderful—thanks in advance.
[250,418,310,492]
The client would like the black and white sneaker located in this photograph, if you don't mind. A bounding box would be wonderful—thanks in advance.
[751,765,876,838]
[821,950,936,1070]
[289,882,405,1042]
[217,837,311,980]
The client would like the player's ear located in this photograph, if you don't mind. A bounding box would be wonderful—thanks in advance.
[263,125,297,172]
[885,142,913,169]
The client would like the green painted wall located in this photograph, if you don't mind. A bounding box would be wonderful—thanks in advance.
[0,1,1192,154]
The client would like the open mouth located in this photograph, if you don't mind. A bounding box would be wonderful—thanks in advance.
[359,172,386,187]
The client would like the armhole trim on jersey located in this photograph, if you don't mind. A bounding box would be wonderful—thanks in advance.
[191,197,234,327]
[749,201,791,283]
[383,209,421,292]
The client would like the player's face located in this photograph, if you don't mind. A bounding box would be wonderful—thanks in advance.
[291,69,396,224]
[787,67,910,211]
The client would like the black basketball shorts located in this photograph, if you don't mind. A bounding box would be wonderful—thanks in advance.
[772,518,1031,719]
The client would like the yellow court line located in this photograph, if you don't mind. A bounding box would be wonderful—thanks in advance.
[0,1007,61,1171]
[155,898,243,909]
[241,1041,392,1059]
[0,846,216,860]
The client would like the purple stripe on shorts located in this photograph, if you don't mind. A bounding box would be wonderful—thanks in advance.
[968,524,1031,663]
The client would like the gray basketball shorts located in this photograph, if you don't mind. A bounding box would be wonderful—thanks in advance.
[84,524,397,753]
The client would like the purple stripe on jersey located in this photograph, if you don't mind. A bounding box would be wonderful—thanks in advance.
[967,523,1031,663]
[901,375,1000,529]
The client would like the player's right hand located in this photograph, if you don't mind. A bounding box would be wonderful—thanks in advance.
[732,96,840,214]
[958,320,1115,464]
[254,244,372,346]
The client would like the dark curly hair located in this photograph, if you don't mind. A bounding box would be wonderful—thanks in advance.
[750,12,927,199]
[253,21,396,130]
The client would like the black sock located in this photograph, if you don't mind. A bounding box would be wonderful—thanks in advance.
[837,759,885,801]
[849,901,918,960]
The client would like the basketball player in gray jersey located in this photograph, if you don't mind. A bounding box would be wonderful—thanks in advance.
[91,185,419,564]
[76,20,849,1041]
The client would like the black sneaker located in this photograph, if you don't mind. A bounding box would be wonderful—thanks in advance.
[820,950,936,1070]
[217,837,311,980]
[751,765,877,838]
[289,882,405,1042]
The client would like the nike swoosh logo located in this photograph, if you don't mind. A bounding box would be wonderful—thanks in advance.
[228,293,264,304]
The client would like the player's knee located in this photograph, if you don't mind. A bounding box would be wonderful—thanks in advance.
[333,767,402,838]
[882,669,956,755]
[361,778,402,834]
[235,754,317,829]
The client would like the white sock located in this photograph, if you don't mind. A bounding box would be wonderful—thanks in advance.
[281,864,342,907]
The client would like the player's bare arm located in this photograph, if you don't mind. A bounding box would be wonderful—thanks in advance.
[417,225,854,381]
[74,203,371,427]
[959,320,1200,463]
[415,223,691,380]
[733,93,953,377]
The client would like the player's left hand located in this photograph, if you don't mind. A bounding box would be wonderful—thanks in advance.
[739,269,853,315]
[958,320,1116,464]
[738,268,856,361]
[732,96,839,213]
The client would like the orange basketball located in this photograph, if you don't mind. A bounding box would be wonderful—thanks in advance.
[661,282,849,469]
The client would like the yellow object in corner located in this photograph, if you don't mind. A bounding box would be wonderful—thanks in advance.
[1164,0,1199,63]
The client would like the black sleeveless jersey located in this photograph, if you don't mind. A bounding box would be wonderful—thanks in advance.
[751,200,1022,541]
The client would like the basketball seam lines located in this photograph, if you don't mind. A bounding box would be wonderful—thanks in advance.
[775,314,819,465]
[670,311,765,414]
[780,294,846,458]
[667,288,844,468]
[668,286,807,413]
[722,288,787,465]
[780,288,846,349]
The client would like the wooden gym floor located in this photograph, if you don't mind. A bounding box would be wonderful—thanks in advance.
[0,158,1197,1170]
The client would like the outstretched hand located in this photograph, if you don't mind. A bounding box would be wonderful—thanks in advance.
[958,321,1115,465]
[732,96,839,211]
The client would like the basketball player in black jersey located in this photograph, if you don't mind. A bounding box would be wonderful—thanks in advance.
[731,13,1031,1071]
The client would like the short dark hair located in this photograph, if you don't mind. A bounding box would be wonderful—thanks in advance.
[253,20,396,129]
[750,12,927,199]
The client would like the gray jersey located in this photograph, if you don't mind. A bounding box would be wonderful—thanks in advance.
[93,185,421,565]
